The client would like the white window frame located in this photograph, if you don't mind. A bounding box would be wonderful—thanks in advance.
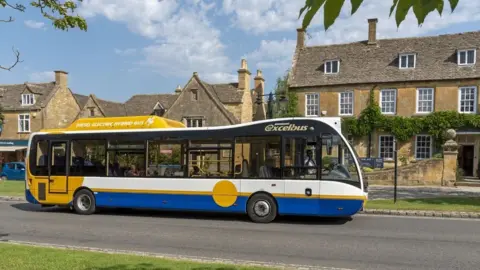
[378,135,395,160]
[186,118,203,128]
[324,60,339,74]
[380,89,397,115]
[458,86,478,114]
[414,135,433,160]
[338,91,354,116]
[415,88,434,114]
[399,53,416,69]
[305,93,319,116]
[18,114,31,133]
[21,94,35,106]
[457,49,476,65]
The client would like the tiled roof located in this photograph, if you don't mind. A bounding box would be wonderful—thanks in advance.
[124,94,178,116]
[0,82,57,111]
[93,96,127,117]
[203,82,243,103]
[73,93,89,108]
[289,31,480,88]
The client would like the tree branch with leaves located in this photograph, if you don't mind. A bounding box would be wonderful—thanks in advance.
[298,0,460,31]
[0,0,87,71]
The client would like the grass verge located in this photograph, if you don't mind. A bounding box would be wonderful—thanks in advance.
[0,180,24,196]
[0,242,272,270]
[366,197,480,212]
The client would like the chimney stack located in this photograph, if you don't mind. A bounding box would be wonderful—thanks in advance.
[175,85,182,94]
[254,69,265,96]
[237,59,251,90]
[54,70,68,88]
[296,28,305,49]
[367,18,378,45]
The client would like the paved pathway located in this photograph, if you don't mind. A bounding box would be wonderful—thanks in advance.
[368,185,480,200]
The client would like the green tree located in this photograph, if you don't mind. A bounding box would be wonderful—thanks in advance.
[272,70,301,118]
[298,0,460,31]
[1,0,87,71]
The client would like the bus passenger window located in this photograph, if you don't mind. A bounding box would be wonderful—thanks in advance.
[282,137,318,180]
[70,140,106,176]
[147,140,185,177]
[34,140,49,175]
[187,140,232,178]
[235,136,281,179]
[107,140,145,177]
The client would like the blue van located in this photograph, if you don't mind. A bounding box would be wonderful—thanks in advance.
[1,162,26,181]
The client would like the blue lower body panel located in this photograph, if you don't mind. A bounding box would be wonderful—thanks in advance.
[93,192,363,217]
[277,197,363,216]
[25,189,40,204]
[94,192,248,213]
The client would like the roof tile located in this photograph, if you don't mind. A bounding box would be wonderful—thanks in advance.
[290,31,480,88]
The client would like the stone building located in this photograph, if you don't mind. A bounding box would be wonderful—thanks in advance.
[0,71,80,163]
[288,18,480,176]
[74,59,266,126]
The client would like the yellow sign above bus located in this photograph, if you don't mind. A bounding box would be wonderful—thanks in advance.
[41,116,186,132]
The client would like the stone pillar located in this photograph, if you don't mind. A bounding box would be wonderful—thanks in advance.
[442,129,459,187]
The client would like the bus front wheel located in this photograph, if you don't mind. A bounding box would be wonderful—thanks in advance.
[73,189,96,215]
[247,193,277,223]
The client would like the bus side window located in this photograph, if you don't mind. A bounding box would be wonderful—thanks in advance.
[35,140,49,175]
[70,140,106,177]
[235,136,281,179]
[187,140,232,178]
[147,140,185,177]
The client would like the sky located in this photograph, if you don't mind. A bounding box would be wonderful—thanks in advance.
[1,0,480,103]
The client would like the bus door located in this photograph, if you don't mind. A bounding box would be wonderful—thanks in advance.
[283,136,321,215]
[48,140,69,194]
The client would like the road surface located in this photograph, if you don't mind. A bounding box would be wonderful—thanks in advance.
[0,201,479,270]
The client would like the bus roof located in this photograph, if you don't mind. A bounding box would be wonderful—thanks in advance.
[40,115,186,133]
[36,116,342,135]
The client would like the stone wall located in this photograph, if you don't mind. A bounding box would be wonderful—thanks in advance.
[364,158,444,186]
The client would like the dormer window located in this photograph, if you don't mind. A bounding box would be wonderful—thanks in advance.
[399,53,415,69]
[324,60,339,74]
[457,49,476,65]
[21,94,35,106]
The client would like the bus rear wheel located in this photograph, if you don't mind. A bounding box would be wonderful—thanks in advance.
[247,193,277,223]
[73,189,96,215]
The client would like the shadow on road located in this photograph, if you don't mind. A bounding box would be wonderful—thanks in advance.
[88,265,237,270]
[10,203,351,225]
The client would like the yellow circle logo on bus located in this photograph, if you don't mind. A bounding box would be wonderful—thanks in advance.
[212,180,238,207]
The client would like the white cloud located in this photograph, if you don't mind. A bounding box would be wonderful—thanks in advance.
[80,0,235,83]
[305,0,480,46]
[243,0,480,74]
[221,0,317,34]
[29,71,54,82]
[244,39,296,73]
[24,20,46,30]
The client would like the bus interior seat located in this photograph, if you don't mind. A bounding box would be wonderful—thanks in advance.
[241,159,249,178]
[259,165,272,178]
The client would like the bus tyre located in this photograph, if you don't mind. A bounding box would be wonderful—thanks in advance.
[247,193,277,223]
[73,189,96,215]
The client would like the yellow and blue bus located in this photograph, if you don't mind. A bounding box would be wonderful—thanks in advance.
[24,115,367,223]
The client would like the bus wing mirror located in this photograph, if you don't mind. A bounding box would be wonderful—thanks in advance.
[327,146,332,155]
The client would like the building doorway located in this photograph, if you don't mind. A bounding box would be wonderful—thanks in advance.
[458,145,475,177]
